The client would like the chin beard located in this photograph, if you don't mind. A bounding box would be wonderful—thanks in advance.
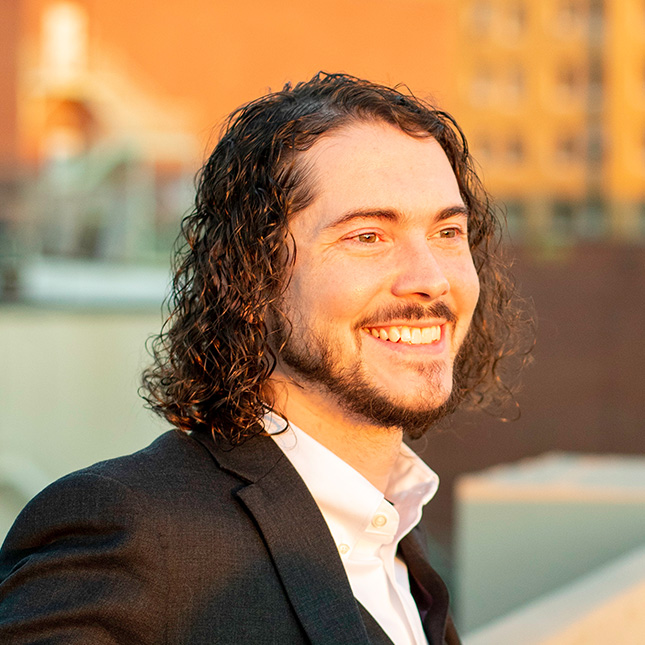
[277,327,466,439]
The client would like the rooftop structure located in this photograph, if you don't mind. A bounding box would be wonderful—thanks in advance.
[456,452,645,631]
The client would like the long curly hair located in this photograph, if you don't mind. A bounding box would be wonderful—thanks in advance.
[142,72,532,444]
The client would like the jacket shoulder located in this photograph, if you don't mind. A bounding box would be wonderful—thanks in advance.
[79,429,216,487]
[0,435,191,642]
[0,431,297,643]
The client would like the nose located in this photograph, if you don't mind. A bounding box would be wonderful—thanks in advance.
[390,240,450,301]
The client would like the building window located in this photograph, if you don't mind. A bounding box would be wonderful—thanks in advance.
[554,0,604,39]
[507,136,525,164]
[556,0,585,34]
[554,62,587,109]
[552,201,576,239]
[470,1,493,35]
[556,64,585,101]
[506,2,527,37]
[508,68,525,102]
[471,68,494,104]
[579,199,607,239]
[473,135,493,163]
[555,135,582,164]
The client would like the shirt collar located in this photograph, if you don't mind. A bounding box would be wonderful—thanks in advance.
[264,412,439,552]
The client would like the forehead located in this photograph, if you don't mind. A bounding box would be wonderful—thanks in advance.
[293,120,463,221]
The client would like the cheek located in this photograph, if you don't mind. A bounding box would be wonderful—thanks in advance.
[452,257,481,319]
[300,260,380,319]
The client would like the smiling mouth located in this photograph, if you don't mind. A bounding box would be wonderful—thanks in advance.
[363,325,442,345]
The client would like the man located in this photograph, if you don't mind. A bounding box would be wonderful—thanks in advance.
[0,73,527,644]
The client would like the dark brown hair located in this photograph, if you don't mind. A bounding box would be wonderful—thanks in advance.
[142,72,532,444]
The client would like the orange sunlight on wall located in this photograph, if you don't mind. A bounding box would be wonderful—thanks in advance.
[84,0,457,138]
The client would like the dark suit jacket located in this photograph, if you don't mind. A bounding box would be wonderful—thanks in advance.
[0,430,459,644]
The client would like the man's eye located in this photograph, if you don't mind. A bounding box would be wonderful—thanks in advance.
[356,233,379,244]
[439,227,462,239]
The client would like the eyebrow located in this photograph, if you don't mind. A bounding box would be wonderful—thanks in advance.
[322,204,469,231]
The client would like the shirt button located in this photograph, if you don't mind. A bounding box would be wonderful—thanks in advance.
[372,514,388,528]
[338,543,350,555]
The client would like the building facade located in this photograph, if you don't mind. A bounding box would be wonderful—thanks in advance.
[454,0,645,243]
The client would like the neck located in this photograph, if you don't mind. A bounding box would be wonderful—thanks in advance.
[269,378,403,493]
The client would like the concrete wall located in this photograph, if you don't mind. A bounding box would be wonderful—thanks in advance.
[464,545,645,645]
[0,306,167,540]
[456,453,645,632]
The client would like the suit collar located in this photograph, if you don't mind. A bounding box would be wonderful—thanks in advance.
[193,432,372,645]
[192,431,284,483]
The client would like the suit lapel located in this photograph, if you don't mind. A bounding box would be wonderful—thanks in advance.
[400,529,456,645]
[196,433,371,645]
[357,603,395,645]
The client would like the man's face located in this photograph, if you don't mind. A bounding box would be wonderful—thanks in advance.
[271,121,480,437]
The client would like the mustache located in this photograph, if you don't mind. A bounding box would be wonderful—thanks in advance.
[355,301,457,329]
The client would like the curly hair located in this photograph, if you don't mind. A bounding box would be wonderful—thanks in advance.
[141,72,532,444]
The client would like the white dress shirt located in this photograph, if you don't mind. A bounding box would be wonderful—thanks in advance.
[265,412,439,645]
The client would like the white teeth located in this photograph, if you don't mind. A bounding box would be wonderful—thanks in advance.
[388,327,401,342]
[364,325,442,345]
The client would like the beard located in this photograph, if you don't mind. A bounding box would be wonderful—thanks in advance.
[273,302,467,439]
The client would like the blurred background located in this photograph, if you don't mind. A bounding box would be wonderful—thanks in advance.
[1,0,644,641]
